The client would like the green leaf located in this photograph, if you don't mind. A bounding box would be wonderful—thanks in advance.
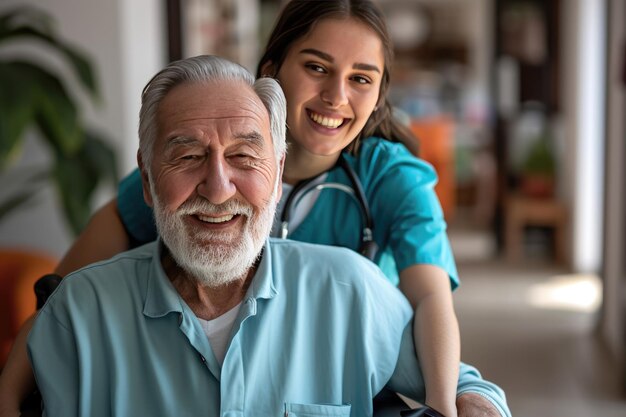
[0,63,37,168]
[53,150,98,234]
[0,165,48,221]
[0,6,98,100]
[84,130,119,183]
[51,132,118,235]
[31,74,82,155]
[0,6,54,37]
[0,26,99,100]
[0,189,41,220]
[1,61,83,156]
[522,137,556,176]
[0,7,117,234]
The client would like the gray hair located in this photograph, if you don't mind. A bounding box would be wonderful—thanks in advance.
[138,55,287,168]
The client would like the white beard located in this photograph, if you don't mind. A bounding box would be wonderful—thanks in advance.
[151,178,278,288]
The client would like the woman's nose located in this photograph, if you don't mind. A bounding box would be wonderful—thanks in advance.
[321,77,348,108]
[195,155,237,205]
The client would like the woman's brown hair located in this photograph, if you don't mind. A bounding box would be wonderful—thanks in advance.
[256,0,419,155]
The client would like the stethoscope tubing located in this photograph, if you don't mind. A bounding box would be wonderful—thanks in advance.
[280,181,366,239]
[279,153,375,252]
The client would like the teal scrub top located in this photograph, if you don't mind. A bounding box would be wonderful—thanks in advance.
[118,137,459,289]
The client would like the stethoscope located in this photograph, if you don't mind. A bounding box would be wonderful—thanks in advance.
[279,153,379,261]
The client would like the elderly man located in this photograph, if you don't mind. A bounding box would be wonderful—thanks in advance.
[27,56,510,417]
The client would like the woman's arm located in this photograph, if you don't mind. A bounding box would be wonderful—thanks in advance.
[0,199,131,416]
[0,316,36,417]
[56,199,130,275]
[399,264,460,417]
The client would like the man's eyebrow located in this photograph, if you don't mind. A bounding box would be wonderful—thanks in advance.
[234,131,266,147]
[164,136,200,151]
[299,48,381,73]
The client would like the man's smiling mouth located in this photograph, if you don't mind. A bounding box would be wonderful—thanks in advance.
[196,214,236,223]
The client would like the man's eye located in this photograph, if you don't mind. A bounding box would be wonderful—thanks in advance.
[231,153,252,160]
[179,154,203,161]
[229,154,259,166]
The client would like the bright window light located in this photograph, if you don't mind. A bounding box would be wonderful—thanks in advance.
[525,274,602,313]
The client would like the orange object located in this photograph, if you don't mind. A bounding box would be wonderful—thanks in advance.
[0,249,57,367]
[411,117,456,220]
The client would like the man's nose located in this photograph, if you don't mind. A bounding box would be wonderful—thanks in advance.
[321,76,348,108]
[195,155,237,205]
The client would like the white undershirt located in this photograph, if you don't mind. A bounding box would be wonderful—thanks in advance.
[196,302,242,366]
[271,174,328,237]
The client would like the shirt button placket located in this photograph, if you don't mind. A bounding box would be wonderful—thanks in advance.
[220,299,254,416]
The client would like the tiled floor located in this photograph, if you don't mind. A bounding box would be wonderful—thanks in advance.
[450,229,626,417]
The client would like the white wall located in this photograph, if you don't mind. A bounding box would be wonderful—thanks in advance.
[602,0,625,366]
[0,0,165,258]
[560,0,606,273]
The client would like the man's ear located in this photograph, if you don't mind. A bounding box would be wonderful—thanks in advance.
[260,61,277,78]
[137,150,154,207]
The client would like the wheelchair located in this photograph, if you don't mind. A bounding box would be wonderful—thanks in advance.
[373,389,446,417]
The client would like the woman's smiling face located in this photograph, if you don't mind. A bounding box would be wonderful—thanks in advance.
[275,17,385,159]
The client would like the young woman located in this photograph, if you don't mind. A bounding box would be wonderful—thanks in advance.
[0,1,462,416]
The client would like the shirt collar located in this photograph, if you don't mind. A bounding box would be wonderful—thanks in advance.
[143,240,186,318]
[143,239,277,318]
[244,239,278,301]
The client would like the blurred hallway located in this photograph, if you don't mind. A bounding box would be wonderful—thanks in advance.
[451,229,626,417]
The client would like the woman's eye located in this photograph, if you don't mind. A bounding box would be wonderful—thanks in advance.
[305,63,326,74]
[352,75,371,85]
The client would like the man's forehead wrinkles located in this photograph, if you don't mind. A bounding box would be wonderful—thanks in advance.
[181,94,265,117]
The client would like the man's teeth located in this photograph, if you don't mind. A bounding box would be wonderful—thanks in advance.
[197,214,235,223]
[309,112,343,128]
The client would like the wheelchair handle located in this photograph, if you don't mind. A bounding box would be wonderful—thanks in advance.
[34,273,63,309]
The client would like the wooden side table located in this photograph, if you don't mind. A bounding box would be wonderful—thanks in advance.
[505,195,568,264]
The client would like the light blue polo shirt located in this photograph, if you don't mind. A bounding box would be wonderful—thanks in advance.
[28,239,510,417]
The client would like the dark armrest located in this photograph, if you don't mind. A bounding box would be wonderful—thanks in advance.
[373,389,445,417]
[20,274,62,417]
[34,274,62,309]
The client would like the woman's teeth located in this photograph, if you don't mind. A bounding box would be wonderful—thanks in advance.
[309,111,343,128]
[197,214,235,223]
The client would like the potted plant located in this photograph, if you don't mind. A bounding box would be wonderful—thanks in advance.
[519,132,556,198]
[0,5,117,235]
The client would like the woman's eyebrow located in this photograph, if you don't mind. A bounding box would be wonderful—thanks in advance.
[353,62,381,73]
[299,48,381,73]
[300,48,334,62]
